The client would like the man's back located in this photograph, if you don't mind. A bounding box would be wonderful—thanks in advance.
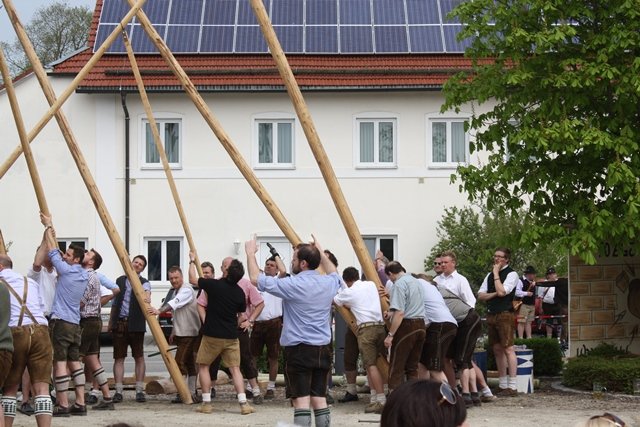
[199,277,246,339]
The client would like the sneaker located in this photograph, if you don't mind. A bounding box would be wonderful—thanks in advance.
[252,394,264,405]
[325,393,334,404]
[196,402,213,414]
[338,392,359,403]
[93,400,115,411]
[264,389,275,400]
[69,404,87,416]
[364,402,384,414]
[85,393,98,405]
[240,402,255,415]
[135,392,147,403]
[52,406,70,417]
[171,394,183,404]
[481,394,497,402]
[18,402,35,416]
[112,392,123,403]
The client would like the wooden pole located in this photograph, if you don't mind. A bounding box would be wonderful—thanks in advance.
[0,0,148,181]
[0,230,6,255]
[2,0,191,403]
[125,0,302,246]
[123,32,203,281]
[0,45,50,216]
[249,0,389,378]
[248,1,390,311]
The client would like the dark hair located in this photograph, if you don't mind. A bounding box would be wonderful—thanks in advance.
[384,261,406,275]
[495,247,511,261]
[90,248,103,270]
[342,266,359,283]
[266,255,278,263]
[296,243,321,270]
[133,255,148,268]
[226,259,245,284]
[68,244,85,263]
[381,380,467,427]
[201,261,214,271]
[167,265,182,274]
[323,249,338,268]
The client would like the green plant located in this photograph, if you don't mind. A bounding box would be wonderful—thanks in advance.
[563,355,640,394]
[485,337,563,376]
[576,342,631,358]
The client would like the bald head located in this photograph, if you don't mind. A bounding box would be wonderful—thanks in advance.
[221,256,233,278]
[0,254,12,270]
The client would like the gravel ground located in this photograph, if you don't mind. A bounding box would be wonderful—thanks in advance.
[9,378,640,427]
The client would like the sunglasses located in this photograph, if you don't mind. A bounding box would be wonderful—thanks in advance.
[590,413,625,427]
[437,382,457,406]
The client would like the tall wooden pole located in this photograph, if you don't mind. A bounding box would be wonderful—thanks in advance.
[0,0,148,180]
[123,34,203,279]
[248,1,390,310]
[125,0,302,246]
[0,230,6,255]
[1,0,191,402]
[0,45,50,216]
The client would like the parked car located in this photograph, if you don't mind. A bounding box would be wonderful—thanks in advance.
[158,288,175,340]
[99,299,113,344]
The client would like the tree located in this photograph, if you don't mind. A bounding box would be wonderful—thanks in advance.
[2,1,91,77]
[425,205,567,293]
[442,0,640,264]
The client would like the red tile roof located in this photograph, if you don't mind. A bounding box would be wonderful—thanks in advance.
[50,0,474,92]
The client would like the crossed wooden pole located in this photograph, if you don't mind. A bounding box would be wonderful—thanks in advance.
[1,0,390,399]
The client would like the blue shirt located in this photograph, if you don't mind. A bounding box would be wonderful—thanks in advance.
[96,272,118,291]
[48,249,89,324]
[120,277,151,317]
[258,270,341,346]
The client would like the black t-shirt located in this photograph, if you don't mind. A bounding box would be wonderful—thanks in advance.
[198,277,246,339]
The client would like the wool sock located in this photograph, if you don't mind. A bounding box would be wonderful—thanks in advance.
[508,376,517,390]
[293,408,312,427]
[314,407,331,427]
[498,376,508,389]
[237,392,247,404]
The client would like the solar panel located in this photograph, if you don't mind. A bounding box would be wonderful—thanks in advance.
[95,0,471,54]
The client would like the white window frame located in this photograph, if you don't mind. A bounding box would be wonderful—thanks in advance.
[252,113,296,170]
[143,236,184,282]
[57,238,89,252]
[140,113,183,170]
[354,114,398,169]
[255,236,294,270]
[427,114,470,169]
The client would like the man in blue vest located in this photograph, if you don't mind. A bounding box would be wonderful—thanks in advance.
[478,247,520,396]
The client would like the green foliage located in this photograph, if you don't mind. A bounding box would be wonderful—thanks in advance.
[563,355,640,394]
[443,0,640,264]
[425,205,567,311]
[255,350,285,375]
[575,341,631,358]
[2,1,92,77]
[485,337,563,376]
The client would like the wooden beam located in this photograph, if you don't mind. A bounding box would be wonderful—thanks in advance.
[0,230,6,255]
[125,0,302,246]
[1,0,191,403]
[0,0,148,181]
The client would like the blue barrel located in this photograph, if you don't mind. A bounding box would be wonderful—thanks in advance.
[472,350,487,378]
[515,349,534,393]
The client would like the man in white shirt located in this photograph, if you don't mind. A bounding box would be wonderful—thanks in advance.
[334,267,386,414]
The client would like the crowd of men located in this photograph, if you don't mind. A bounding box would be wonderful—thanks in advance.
[0,216,568,426]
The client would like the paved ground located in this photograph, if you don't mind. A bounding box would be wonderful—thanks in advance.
[10,378,640,427]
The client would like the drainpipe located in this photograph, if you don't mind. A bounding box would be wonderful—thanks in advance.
[121,92,130,252]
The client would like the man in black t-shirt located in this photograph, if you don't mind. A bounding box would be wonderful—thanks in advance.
[188,252,255,415]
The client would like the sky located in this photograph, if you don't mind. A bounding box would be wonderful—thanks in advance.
[0,0,96,44]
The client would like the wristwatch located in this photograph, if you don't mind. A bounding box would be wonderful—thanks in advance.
[387,332,394,337]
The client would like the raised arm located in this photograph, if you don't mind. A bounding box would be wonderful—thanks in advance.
[245,236,261,285]
[312,234,336,275]
[188,251,199,286]
[39,212,57,251]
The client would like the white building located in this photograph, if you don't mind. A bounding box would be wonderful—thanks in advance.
[0,0,489,303]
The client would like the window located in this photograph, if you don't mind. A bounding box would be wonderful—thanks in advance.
[256,237,293,268]
[144,237,183,281]
[356,118,396,167]
[255,119,294,168]
[142,118,182,168]
[362,235,396,262]
[57,239,88,252]
[429,118,469,167]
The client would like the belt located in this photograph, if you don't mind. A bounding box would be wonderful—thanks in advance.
[82,316,101,320]
[118,317,129,321]
[255,317,282,324]
[358,321,385,330]
[404,318,424,322]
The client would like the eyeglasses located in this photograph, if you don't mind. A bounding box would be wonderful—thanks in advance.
[590,413,625,427]
[493,254,506,259]
[437,382,457,406]
[433,262,442,265]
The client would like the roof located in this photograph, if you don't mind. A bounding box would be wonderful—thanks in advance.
[50,0,475,93]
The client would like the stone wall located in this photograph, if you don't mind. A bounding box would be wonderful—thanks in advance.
[569,254,640,357]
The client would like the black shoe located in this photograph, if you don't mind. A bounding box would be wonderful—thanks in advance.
[463,394,473,408]
[245,389,254,399]
[93,400,115,410]
[135,392,146,403]
[69,404,87,416]
[85,394,98,405]
[18,402,35,416]
[471,392,482,407]
[112,392,123,403]
[171,394,183,404]
[53,406,70,417]
[326,393,334,404]
[339,392,358,403]
[211,388,216,399]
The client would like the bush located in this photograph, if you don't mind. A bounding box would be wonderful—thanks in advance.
[563,355,640,394]
[485,337,563,376]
